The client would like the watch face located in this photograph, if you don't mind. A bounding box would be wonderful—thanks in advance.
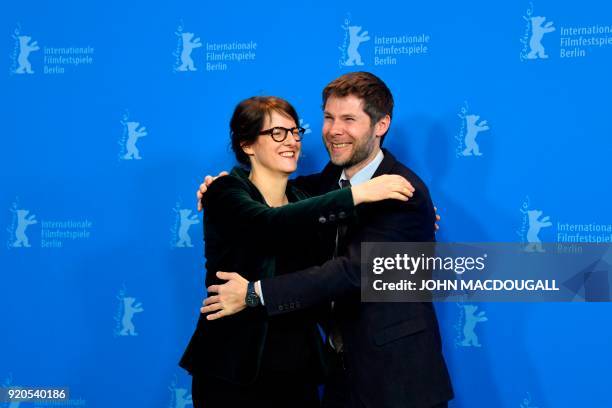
[246,293,259,307]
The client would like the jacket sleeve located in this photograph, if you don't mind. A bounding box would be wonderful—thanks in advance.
[203,175,355,247]
[260,188,436,316]
[290,172,324,196]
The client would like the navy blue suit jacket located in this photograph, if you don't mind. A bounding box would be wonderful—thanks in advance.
[263,149,454,408]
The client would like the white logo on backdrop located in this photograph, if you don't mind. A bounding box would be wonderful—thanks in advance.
[13,209,37,248]
[456,304,488,347]
[456,101,490,157]
[10,23,94,75]
[174,23,202,72]
[114,285,144,337]
[171,203,200,248]
[299,119,312,135]
[12,25,39,74]
[520,392,540,408]
[119,111,148,160]
[7,199,37,249]
[339,14,370,67]
[123,122,148,160]
[168,376,193,408]
[518,197,552,253]
[520,3,556,60]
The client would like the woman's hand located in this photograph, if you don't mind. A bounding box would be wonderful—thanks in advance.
[351,174,415,205]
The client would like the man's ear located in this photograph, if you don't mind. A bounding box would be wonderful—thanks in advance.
[375,115,391,137]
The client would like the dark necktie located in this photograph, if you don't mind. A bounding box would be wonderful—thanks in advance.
[334,179,351,258]
[330,179,351,352]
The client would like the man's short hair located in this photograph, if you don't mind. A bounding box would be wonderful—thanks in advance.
[322,71,394,144]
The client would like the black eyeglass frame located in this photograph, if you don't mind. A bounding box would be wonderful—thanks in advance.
[258,126,306,142]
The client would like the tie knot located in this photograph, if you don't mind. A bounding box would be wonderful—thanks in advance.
[340,179,351,189]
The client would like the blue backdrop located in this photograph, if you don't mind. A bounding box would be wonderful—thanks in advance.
[2,1,612,407]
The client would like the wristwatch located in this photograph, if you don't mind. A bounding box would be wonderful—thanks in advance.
[245,282,260,307]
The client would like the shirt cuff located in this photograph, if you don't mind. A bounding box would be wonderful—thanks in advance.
[255,280,265,306]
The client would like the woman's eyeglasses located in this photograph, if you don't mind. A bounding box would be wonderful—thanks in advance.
[258,126,306,142]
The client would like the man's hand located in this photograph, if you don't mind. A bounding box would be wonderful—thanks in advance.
[434,206,441,232]
[201,271,248,320]
[196,171,229,211]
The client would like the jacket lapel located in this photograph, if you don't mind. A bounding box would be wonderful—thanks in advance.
[319,161,343,193]
[372,148,396,178]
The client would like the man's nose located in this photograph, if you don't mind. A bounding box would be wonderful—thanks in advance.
[327,121,343,136]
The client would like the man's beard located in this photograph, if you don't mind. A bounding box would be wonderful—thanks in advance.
[328,130,377,168]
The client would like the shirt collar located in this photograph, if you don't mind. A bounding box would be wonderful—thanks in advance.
[339,149,384,187]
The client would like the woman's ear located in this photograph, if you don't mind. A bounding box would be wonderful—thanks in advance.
[241,141,254,157]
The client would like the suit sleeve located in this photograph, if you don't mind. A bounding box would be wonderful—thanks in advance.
[204,175,355,247]
[290,172,324,196]
[260,188,436,316]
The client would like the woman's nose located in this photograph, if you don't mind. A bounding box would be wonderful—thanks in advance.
[283,132,300,145]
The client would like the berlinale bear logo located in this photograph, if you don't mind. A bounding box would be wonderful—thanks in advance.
[175,209,200,248]
[344,26,370,66]
[339,15,371,67]
[178,32,202,71]
[520,3,556,61]
[13,209,37,248]
[527,16,556,59]
[461,114,490,156]
[459,304,488,347]
[123,121,148,160]
[456,101,490,157]
[119,296,144,336]
[175,27,202,72]
[16,35,40,74]
[525,210,552,252]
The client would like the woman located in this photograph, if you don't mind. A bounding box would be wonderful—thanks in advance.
[179,96,413,407]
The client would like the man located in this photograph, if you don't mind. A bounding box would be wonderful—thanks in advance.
[200,72,453,408]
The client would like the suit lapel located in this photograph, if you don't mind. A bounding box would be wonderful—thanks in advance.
[372,148,396,178]
[319,161,343,193]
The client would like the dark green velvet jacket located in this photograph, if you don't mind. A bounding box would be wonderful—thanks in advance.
[179,166,355,385]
